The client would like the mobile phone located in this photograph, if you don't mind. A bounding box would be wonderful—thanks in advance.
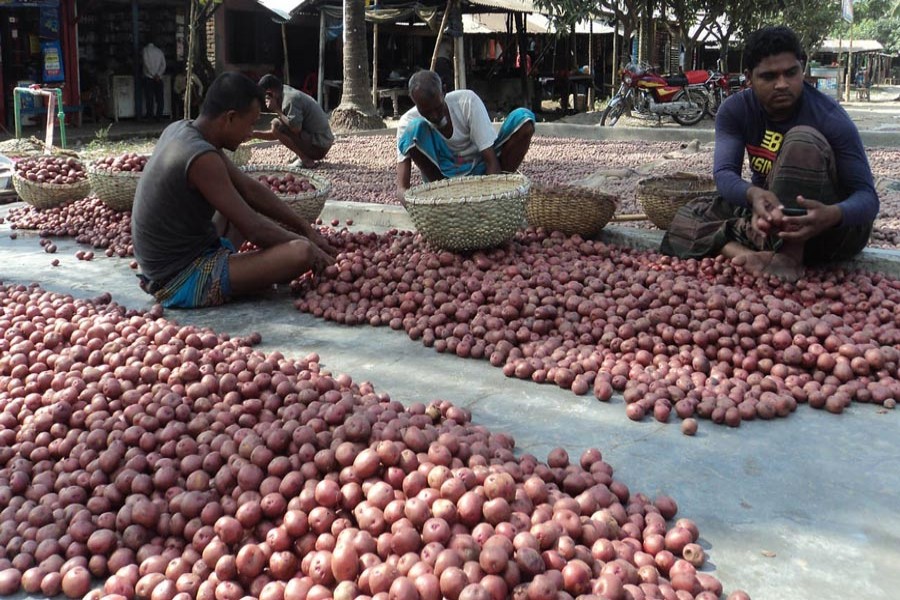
[781,207,807,217]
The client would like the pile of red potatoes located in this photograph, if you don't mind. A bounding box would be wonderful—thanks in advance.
[1,137,897,600]
[293,228,899,432]
[0,282,749,599]
[8,197,133,258]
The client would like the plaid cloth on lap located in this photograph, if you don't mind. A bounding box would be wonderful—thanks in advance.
[140,238,234,308]
[659,195,750,259]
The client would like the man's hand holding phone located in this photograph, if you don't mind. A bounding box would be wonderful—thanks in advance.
[777,196,843,241]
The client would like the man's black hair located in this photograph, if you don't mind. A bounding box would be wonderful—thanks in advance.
[200,72,266,118]
[744,26,806,73]
[258,74,283,92]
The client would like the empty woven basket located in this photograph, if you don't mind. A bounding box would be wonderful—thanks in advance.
[636,172,718,230]
[404,174,530,252]
[526,184,618,237]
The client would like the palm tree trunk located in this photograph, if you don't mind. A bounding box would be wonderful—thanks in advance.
[331,0,385,132]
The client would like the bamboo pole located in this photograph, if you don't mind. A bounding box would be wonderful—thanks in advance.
[317,11,326,105]
[282,23,290,85]
[845,25,854,103]
[515,12,529,108]
[455,34,465,89]
[372,21,379,106]
[430,0,453,70]
[610,213,648,222]
[184,0,197,120]
[588,20,594,108]
[610,18,617,94]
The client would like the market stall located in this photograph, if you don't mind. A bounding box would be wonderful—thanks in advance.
[0,0,79,128]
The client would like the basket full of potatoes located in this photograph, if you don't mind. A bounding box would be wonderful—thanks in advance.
[13,155,91,210]
[242,164,331,224]
[87,152,149,212]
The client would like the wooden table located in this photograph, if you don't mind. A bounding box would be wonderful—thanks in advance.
[322,80,409,118]
[538,74,594,111]
[377,87,410,118]
[322,80,343,112]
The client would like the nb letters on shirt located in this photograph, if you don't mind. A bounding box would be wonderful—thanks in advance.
[746,130,784,177]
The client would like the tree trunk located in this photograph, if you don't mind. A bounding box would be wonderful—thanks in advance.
[682,38,693,71]
[719,39,730,71]
[622,24,635,66]
[638,0,652,64]
[331,0,385,132]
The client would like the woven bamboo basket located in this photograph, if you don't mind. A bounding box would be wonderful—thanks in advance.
[87,161,146,212]
[224,145,251,167]
[224,141,273,167]
[526,184,618,237]
[12,172,91,210]
[636,172,718,230]
[242,164,331,223]
[404,174,530,252]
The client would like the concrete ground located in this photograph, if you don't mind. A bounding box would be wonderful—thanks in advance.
[1,201,899,600]
[2,90,900,600]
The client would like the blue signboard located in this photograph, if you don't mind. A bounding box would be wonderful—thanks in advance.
[42,39,64,82]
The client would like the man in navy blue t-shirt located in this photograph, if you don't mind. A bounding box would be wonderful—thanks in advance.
[661,26,878,281]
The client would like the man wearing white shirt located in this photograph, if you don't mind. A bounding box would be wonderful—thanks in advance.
[142,41,167,121]
[395,70,535,203]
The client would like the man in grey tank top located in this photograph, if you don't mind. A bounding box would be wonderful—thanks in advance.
[132,72,336,309]
[253,75,334,168]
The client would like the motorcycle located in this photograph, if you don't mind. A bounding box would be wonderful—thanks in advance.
[601,62,709,127]
[703,71,749,117]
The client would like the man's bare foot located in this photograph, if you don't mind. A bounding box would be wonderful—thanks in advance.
[732,251,803,282]
[732,251,776,277]
[764,253,803,282]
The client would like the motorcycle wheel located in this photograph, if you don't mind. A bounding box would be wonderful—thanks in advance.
[706,89,724,118]
[601,101,627,126]
[672,89,707,126]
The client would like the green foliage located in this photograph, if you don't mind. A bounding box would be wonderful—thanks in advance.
[91,123,112,144]
[533,0,591,32]
[780,0,841,55]
[829,0,900,54]
[854,17,900,53]
[534,0,645,71]
[662,0,727,67]
[534,0,617,33]
[849,0,894,20]
[726,0,838,59]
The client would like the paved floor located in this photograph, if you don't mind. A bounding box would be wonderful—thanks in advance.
[2,86,899,599]
[1,200,899,600]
